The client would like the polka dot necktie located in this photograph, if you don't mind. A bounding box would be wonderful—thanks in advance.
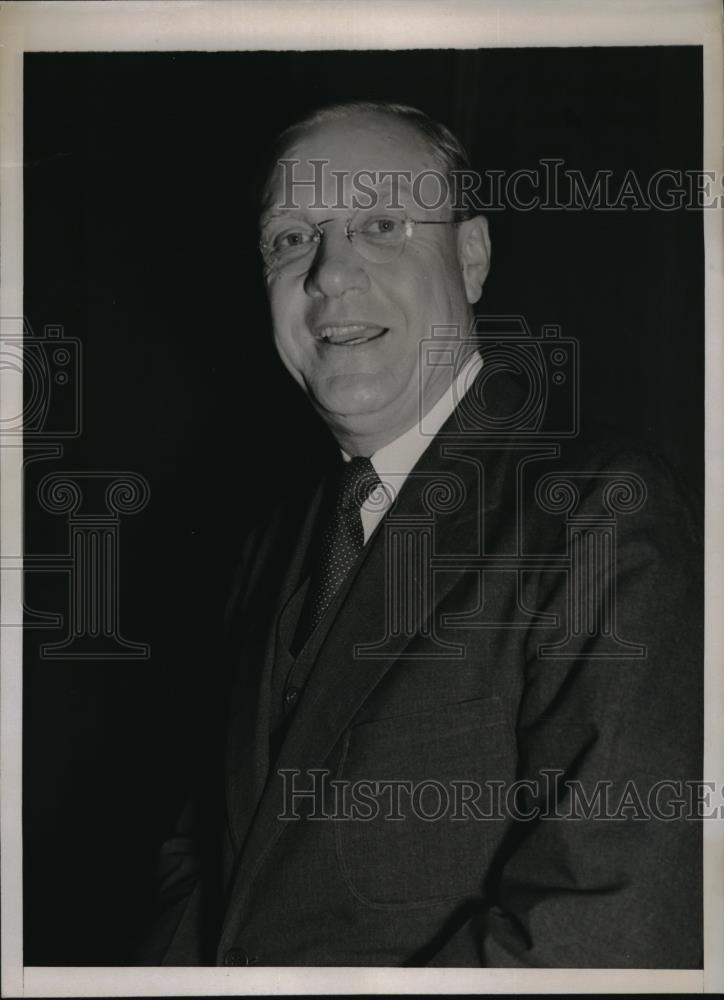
[296,456,381,647]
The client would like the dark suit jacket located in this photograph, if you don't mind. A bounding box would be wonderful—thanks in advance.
[143,373,703,968]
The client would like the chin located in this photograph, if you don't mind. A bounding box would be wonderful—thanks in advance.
[317,372,395,418]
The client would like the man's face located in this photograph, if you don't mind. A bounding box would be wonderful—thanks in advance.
[260,113,490,454]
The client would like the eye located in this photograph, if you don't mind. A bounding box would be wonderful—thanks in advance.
[265,225,316,253]
[354,215,407,248]
[362,216,403,236]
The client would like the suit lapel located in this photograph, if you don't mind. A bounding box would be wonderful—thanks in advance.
[276,441,484,764]
[224,478,325,854]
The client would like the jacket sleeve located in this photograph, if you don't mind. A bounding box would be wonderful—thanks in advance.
[426,450,703,968]
[134,793,205,965]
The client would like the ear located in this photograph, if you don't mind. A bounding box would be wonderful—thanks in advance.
[456,216,491,304]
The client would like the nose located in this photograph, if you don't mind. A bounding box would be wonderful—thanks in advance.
[303,221,370,298]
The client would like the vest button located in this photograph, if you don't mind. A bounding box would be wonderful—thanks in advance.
[284,686,300,708]
[223,946,250,966]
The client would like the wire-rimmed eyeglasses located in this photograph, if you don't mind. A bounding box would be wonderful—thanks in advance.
[259,212,462,275]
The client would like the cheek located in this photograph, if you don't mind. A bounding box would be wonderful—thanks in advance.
[374,262,428,327]
[381,260,458,343]
[396,246,460,308]
[269,287,305,355]
[419,250,461,302]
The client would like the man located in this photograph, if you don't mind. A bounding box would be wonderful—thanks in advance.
[145,101,702,967]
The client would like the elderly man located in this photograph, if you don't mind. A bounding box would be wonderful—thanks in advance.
[146,101,702,968]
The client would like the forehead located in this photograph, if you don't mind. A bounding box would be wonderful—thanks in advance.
[263,112,441,215]
[291,113,435,171]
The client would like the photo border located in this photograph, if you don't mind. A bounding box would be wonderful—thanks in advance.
[1,1,721,995]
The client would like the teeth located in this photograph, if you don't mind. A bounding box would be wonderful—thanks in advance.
[319,325,365,341]
[316,325,385,344]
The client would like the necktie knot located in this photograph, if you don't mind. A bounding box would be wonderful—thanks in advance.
[338,456,380,512]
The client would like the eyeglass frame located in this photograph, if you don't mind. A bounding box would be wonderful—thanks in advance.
[258,214,466,274]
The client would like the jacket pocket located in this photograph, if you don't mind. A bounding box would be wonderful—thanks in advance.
[335,695,513,909]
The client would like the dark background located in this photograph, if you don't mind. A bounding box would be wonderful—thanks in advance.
[23,48,703,964]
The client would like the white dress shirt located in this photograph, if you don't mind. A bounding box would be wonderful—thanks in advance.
[342,351,483,543]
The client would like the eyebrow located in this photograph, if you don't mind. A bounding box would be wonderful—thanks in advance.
[260,173,419,224]
[259,210,287,225]
[258,209,309,229]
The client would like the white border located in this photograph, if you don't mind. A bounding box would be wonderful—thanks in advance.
[16,966,708,996]
[1,1,721,996]
[0,0,720,50]
[703,0,724,984]
[0,4,26,1000]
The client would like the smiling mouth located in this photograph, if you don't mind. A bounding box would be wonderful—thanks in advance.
[314,324,388,346]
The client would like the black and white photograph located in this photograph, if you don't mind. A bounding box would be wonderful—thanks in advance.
[1,1,722,995]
